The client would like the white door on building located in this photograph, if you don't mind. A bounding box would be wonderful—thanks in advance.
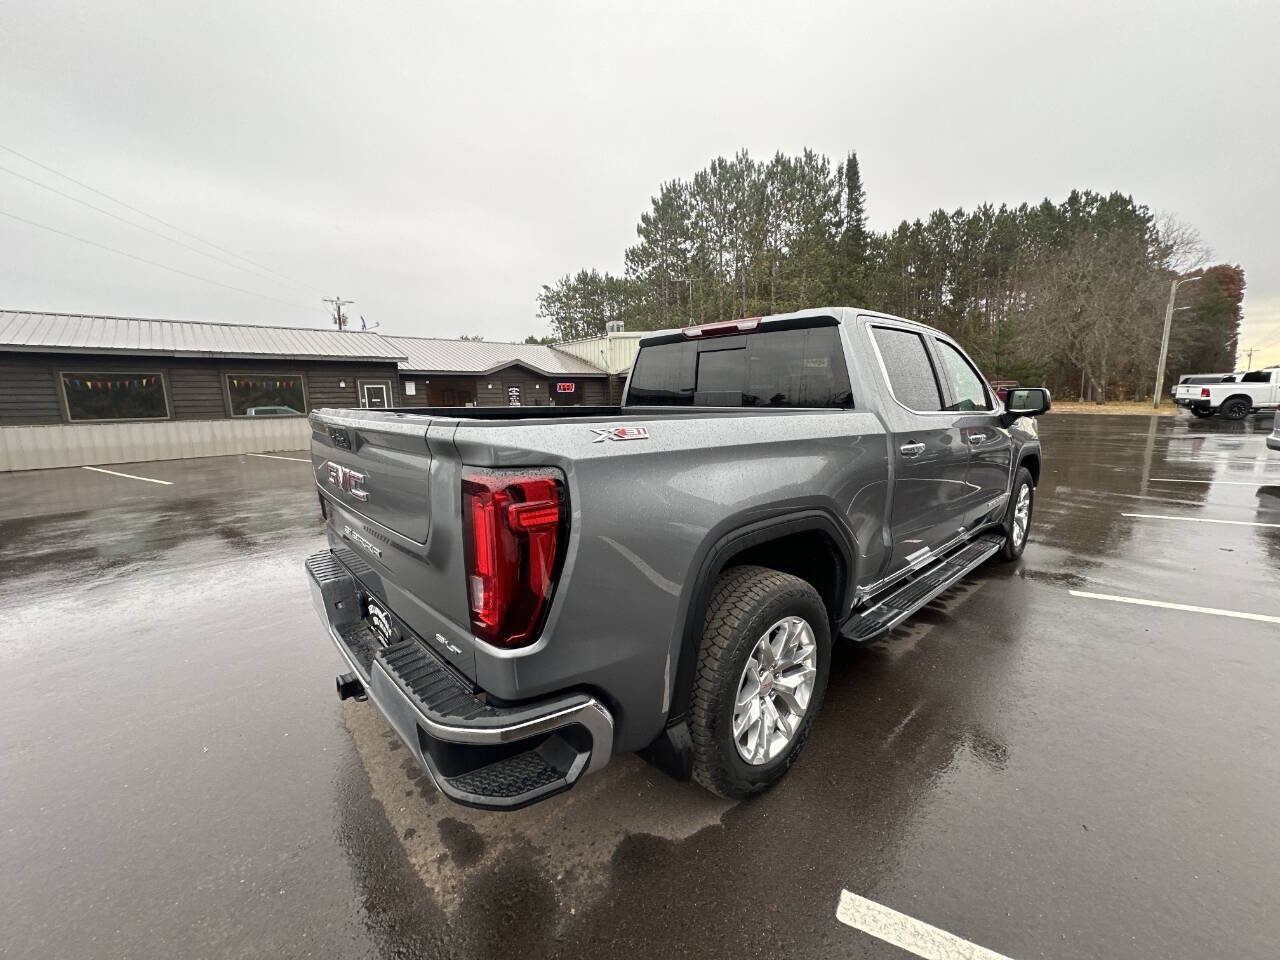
[359,381,391,408]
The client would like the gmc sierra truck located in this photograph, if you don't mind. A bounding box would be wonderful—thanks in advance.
[305,307,1050,810]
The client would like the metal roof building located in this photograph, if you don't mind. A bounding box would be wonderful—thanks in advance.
[0,311,620,471]
[385,336,611,409]
[0,310,406,362]
[0,310,410,471]
[551,329,644,375]
[387,335,605,377]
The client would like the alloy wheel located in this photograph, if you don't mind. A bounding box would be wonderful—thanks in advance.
[732,616,818,765]
[1013,483,1032,547]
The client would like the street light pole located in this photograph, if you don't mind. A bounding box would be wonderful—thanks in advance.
[1152,276,1202,408]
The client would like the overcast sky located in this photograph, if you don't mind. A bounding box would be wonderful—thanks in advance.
[2,0,1278,365]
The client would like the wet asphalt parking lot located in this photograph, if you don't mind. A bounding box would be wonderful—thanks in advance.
[2,413,1279,960]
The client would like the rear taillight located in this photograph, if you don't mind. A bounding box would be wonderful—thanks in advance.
[1201,388,1211,397]
[462,472,566,648]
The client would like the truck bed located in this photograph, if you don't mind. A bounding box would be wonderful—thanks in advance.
[384,404,626,419]
[377,404,840,421]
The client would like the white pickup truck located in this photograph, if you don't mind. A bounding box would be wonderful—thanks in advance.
[1174,369,1280,420]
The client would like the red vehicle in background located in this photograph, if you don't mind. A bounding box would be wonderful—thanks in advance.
[988,379,1019,403]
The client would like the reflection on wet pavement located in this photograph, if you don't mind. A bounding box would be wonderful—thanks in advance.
[2,416,1278,960]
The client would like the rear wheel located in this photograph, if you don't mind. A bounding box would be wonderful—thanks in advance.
[690,565,831,800]
[1222,398,1251,420]
[1190,407,1215,419]
[996,466,1035,561]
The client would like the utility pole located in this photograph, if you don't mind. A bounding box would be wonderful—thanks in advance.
[1152,276,1202,408]
[672,276,697,324]
[1243,346,1256,368]
[323,296,355,330]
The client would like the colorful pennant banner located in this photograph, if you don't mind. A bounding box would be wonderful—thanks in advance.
[230,378,299,390]
[66,376,160,391]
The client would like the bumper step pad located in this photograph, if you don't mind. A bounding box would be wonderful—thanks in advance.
[448,751,563,800]
[379,639,489,722]
[309,550,608,811]
[373,638,595,810]
[842,533,1005,642]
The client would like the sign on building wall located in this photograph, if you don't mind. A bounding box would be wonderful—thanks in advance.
[556,382,575,394]
[404,381,416,396]
[506,386,521,406]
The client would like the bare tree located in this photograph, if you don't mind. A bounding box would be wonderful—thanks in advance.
[1154,212,1212,274]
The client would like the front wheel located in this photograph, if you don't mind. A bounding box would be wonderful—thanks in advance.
[996,466,1035,561]
[690,565,831,800]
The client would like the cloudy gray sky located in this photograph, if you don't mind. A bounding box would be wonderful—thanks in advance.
[2,0,1278,364]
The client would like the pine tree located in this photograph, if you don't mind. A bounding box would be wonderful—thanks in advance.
[836,150,869,305]
[534,149,1235,402]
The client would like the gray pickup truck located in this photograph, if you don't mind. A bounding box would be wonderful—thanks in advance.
[305,307,1050,810]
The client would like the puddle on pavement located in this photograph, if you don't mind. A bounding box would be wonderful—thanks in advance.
[343,699,733,918]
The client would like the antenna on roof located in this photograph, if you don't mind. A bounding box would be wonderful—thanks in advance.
[359,314,380,331]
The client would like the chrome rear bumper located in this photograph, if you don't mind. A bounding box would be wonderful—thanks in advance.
[307,550,614,810]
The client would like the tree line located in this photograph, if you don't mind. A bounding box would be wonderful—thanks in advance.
[535,149,1244,402]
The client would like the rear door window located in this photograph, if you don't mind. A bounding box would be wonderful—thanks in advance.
[626,325,853,408]
[871,327,943,411]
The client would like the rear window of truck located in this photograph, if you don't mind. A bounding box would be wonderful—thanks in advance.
[626,326,853,408]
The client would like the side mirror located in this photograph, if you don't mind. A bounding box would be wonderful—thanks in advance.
[1002,387,1051,425]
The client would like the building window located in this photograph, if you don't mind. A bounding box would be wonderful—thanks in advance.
[60,372,169,422]
[226,373,306,417]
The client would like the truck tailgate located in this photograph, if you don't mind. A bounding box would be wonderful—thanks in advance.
[310,410,477,680]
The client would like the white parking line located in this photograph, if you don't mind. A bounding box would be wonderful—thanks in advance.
[245,453,310,463]
[1150,478,1269,486]
[835,890,1014,960]
[1172,463,1280,471]
[82,465,173,486]
[1121,512,1280,528]
[1069,590,1280,624]
[1127,433,1259,439]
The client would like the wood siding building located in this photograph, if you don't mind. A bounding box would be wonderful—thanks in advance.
[389,335,610,408]
[0,352,403,426]
[0,312,615,471]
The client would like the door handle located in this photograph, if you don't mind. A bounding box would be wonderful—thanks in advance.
[899,441,926,458]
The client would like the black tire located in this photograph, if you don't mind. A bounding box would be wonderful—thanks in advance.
[1222,398,1251,420]
[995,466,1035,561]
[1190,407,1215,419]
[690,565,831,800]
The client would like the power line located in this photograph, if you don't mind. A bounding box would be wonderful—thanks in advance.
[0,160,307,293]
[0,208,315,313]
[0,142,317,293]
[1251,334,1280,352]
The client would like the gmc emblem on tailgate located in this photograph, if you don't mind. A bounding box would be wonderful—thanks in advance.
[326,461,369,501]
